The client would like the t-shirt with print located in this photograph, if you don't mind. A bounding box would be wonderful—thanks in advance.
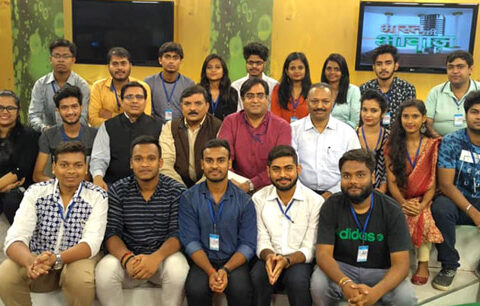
[438,128,480,199]
[317,190,411,269]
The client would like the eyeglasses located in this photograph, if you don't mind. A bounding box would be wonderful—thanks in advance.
[124,94,145,101]
[0,105,19,113]
[246,60,264,66]
[51,54,73,59]
[244,93,266,100]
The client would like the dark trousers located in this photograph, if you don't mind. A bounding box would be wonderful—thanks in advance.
[431,195,480,270]
[185,260,252,306]
[250,259,313,306]
[0,189,24,224]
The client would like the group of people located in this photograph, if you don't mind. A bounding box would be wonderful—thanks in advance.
[0,37,478,306]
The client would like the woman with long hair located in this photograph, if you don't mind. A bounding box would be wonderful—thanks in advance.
[321,53,361,128]
[385,99,443,285]
[199,54,238,120]
[357,89,389,193]
[271,52,311,123]
[0,90,39,224]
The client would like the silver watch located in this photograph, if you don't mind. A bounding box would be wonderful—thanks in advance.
[53,254,64,270]
[248,180,254,192]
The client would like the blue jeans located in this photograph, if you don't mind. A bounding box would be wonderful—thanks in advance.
[310,262,417,306]
[431,195,480,270]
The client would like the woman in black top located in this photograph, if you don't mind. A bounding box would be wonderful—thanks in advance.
[0,90,39,224]
[199,54,238,120]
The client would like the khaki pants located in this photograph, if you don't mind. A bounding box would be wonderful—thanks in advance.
[0,254,101,306]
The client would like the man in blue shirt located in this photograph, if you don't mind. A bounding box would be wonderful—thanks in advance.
[432,90,480,291]
[179,139,257,306]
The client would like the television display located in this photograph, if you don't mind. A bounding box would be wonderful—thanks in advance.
[355,2,478,73]
[72,0,174,66]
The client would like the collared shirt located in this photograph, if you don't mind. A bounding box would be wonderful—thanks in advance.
[185,116,207,181]
[144,73,195,124]
[231,73,279,110]
[28,71,90,131]
[291,115,361,193]
[218,111,291,189]
[179,181,257,261]
[331,84,361,128]
[88,76,153,128]
[426,80,480,136]
[4,179,108,257]
[359,77,416,125]
[252,182,324,263]
[438,128,480,199]
[105,174,186,255]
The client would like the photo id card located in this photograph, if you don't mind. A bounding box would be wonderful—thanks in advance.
[209,233,220,251]
[454,113,464,127]
[357,245,369,262]
[290,116,298,123]
[165,109,173,121]
[382,112,391,126]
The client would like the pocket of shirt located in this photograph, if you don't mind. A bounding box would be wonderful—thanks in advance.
[326,147,343,173]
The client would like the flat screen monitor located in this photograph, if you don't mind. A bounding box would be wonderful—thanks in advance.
[72,0,174,66]
[355,2,478,73]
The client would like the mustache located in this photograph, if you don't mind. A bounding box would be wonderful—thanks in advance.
[275,177,291,182]
[188,111,199,115]
[313,108,327,112]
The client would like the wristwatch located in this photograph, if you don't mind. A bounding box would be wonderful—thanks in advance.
[53,254,64,270]
[247,180,254,192]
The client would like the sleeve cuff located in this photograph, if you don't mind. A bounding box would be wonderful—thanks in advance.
[236,244,255,261]
[185,241,203,257]
[4,238,29,257]
[91,169,105,178]
[299,247,313,263]
[78,239,99,258]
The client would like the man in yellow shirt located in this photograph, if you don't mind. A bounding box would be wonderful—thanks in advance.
[88,47,152,127]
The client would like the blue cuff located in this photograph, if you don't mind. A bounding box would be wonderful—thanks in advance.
[185,241,203,257]
[236,244,254,261]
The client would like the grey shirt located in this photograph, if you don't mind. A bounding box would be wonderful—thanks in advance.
[39,123,97,157]
[28,71,90,131]
[144,72,194,124]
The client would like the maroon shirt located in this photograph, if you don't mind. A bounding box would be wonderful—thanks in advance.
[218,111,291,189]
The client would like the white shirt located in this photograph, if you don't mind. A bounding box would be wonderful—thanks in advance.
[231,73,279,110]
[4,179,108,258]
[252,182,324,263]
[291,115,361,193]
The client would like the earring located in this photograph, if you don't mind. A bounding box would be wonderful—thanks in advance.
[420,122,427,134]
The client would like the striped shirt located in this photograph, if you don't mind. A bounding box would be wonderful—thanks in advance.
[105,174,186,254]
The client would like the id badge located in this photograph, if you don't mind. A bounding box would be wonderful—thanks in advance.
[357,245,368,262]
[209,233,219,251]
[454,113,464,127]
[290,116,298,123]
[165,109,173,121]
[382,112,391,126]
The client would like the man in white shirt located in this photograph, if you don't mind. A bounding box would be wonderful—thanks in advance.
[231,42,278,110]
[0,141,108,306]
[291,83,361,200]
[251,145,324,306]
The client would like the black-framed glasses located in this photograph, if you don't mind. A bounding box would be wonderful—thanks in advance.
[0,105,19,113]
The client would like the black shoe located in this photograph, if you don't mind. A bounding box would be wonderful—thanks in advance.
[475,261,480,279]
[432,269,456,291]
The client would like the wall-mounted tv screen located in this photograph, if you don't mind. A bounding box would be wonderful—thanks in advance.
[72,0,174,67]
[355,2,478,73]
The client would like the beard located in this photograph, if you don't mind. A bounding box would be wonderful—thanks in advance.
[272,176,298,192]
[342,183,373,204]
[206,170,227,183]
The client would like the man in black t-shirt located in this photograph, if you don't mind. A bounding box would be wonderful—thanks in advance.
[310,149,416,305]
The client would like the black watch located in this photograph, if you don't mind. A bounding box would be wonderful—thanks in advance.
[220,266,231,277]
[284,256,291,267]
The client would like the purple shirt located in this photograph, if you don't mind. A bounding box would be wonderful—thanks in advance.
[218,111,291,189]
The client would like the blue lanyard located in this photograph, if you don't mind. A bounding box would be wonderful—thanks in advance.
[210,92,220,114]
[349,194,374,244]
[361,127,383,155]
[61,128,81,142]
[384,91,391,105]
[51,83,57,94]
[406,136,423,169]
[110,82,121,109]
[160,73,179,105]
[290,95,301,112]
[242,113,269,143]
[276,198,295,223]
[57,182,83,221]
[207,198,225,234]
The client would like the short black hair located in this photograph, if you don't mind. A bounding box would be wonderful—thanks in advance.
[243,42,269,61]
[447,50,473,67]
[53,85,83,108]
[240,77,269,98]
[360,89,387,114]
[201,139,231,159]
[339,149,376,174]
[267,145,298,166]
[130,135,161,157]
[53,141,86,162]
[0,89,20,108]
[120,81,147,100]
[371,45,399,63]
[49,39,77,57]
[464,90,480,113]
[180,85,209,104]
[158,41,184,59]
[107,47,131,63]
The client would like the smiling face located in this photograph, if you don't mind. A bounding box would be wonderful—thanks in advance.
[286,59,305,82]
[267,156,301,192]
[57,97,82,125]
[108,55,131,82]
[243,83,268,118]
[401,106,426,135]
[121,86,146,118]
[50,46,75,74]
[201,146,231,183]
[205,58,224,82]
[130,143,162,182]
[307,87,333,122]
[181,93,209,125]
[0,96,19,128]
[53,152,87,190]
[361,98,384,127]
[324,60,342,84]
